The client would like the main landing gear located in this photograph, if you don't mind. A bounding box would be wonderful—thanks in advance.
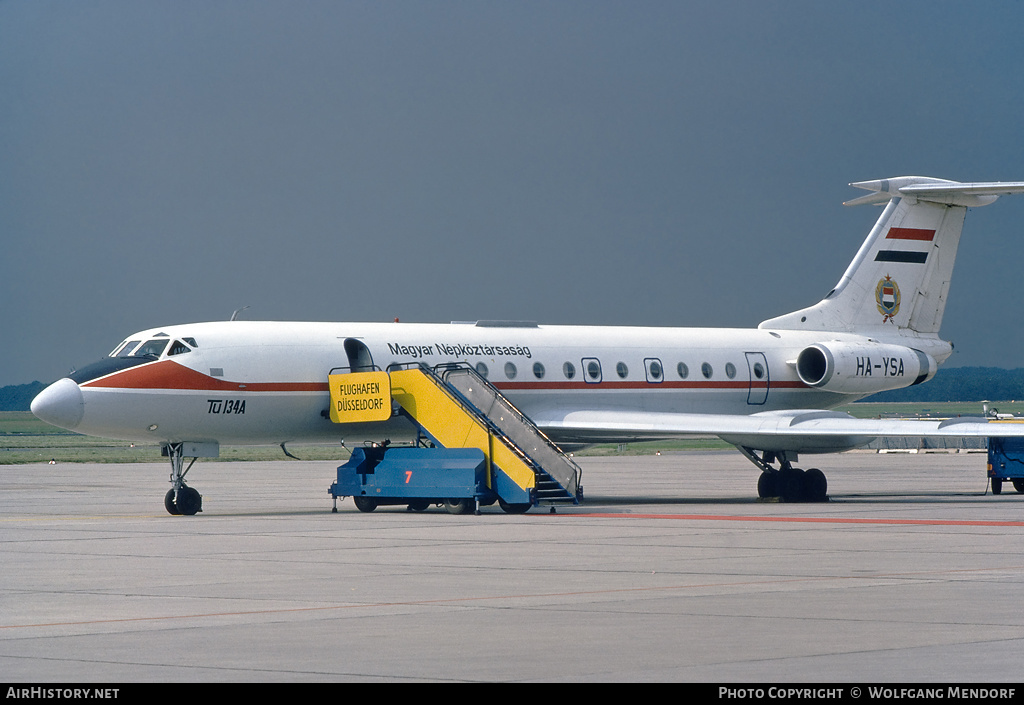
[163,442,203,515]
[738,447,828,503]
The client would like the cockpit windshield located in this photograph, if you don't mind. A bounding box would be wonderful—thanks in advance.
[133,339,170,358]
[110,336,197,359]
[78,336,196,384]
[111,340,141,357]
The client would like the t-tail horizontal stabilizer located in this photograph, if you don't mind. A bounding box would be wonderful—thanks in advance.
[843,177,1024,207]
[760,176,1024,336]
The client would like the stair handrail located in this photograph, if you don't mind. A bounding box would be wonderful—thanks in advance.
[434,362,583,497]
[385,362,527,459]
[378,361,582,501]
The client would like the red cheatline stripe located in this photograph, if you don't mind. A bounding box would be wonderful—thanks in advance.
[83,360,809,393]
[82,360,328,392]
[558,513,1024,527]
[886,227,936,241]
[496,380,806,391]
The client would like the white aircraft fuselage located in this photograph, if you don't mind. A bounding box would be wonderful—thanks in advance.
[41,319,950,448]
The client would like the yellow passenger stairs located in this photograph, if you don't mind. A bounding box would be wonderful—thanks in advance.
[328,363,582,513]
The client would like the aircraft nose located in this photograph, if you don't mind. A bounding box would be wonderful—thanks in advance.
[31,378,85,431]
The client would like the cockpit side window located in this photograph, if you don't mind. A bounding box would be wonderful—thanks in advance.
[134,339,169,358]
[168,340,192,356]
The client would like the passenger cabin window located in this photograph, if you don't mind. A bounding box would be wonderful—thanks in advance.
[645,358,663,383]
[563,362,576,380]
[616,362,628,379]
[476,362,489,378]
[533,362,545,379]
[701,362,713,379]
[504,362,517,379]
[677,362,689,379]
[725,362,737,379]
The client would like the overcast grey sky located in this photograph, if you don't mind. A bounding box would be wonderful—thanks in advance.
[3,1,1024,387]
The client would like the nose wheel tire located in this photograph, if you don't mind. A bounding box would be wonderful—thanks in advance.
[165,486,202,515]
[164,489,183,515]
[174,485,203,515]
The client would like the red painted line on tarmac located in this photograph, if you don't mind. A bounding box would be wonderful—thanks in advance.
[559,513,1024,527]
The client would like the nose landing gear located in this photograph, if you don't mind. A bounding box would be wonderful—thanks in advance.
[162,442,205,515]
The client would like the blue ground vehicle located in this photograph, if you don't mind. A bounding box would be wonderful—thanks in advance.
[987,436,1024,495]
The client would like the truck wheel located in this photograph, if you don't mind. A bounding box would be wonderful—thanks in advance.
[498,499,531,514]
[443,498,474,515]
[353,496,377,512]
[993,478,1003,495]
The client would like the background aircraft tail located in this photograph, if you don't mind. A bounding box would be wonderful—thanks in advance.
[760,177,1024,336]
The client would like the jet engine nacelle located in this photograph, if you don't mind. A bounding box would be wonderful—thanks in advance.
[796,342,936,394]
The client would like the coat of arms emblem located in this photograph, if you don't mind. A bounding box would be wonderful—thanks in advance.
[875,275,900,323]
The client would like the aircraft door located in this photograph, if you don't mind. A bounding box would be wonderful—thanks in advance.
[745,352,769,405]
[344,338,376,372]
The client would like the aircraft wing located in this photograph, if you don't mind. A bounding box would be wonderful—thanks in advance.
[531,408,1024,453]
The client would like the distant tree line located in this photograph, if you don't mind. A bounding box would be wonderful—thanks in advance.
[861,367,1024,403]
[2,367,1023,412]
[0,382,47,412]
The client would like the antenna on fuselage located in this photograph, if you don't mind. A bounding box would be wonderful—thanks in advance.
[230,306,250,321]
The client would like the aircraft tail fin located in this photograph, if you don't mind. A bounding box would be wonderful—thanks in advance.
[759,177,1024,336]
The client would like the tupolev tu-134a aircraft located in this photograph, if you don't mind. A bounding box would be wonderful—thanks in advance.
[30,176,1024,511]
